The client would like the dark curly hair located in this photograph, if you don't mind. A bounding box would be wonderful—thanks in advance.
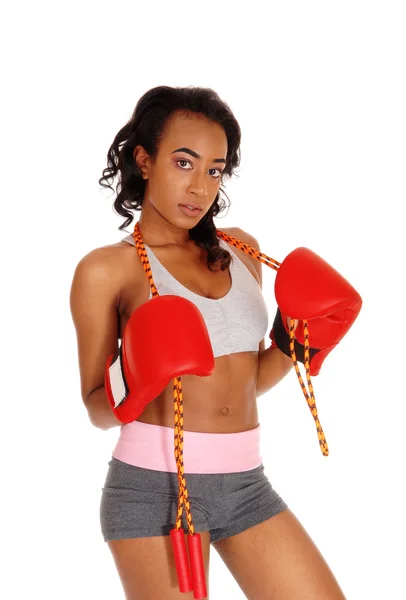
[98,85,241,271]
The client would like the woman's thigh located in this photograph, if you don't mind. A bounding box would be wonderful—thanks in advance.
[100,458,213,598]
[212,508,346,600]
[108,532,211,600]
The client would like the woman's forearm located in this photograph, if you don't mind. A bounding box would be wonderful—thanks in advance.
[256,346,294,397]
[86,386,123,430]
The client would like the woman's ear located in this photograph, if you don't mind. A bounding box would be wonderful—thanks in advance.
[133,145,149,180]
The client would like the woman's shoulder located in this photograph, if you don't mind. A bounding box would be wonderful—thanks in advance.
[219,227,262,284]
[218,226,260,251]
[72,237,145,295]
[75,238,136,267]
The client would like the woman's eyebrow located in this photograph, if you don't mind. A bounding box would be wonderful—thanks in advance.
[171,147,226,164]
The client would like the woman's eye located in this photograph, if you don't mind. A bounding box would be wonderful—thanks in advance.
[177,159,192,169]
[209,168,223,179]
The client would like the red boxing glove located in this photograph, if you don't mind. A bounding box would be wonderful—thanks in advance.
[105,295,215,423]
[270,247,362,375]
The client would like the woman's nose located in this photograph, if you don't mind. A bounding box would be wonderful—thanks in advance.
[188,170,208,197]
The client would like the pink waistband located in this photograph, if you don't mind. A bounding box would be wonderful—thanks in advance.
[112,420,262,474]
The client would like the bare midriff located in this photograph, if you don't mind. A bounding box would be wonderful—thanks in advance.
[136,352,260,433]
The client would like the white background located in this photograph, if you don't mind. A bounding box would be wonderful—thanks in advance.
[2,1,405,598]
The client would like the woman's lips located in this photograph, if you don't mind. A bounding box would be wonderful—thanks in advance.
[178,204,203,217]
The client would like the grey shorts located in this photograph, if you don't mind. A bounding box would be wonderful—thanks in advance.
[100,457,288,543]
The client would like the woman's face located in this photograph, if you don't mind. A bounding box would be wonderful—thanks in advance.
[135,110,228,228]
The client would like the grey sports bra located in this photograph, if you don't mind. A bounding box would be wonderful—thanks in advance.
[121,234,268,358]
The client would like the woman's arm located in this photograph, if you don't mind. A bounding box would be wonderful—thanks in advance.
[256,343,294,397]
[70,248,123,430]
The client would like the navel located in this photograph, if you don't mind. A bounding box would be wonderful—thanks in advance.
[220,405,232,416]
